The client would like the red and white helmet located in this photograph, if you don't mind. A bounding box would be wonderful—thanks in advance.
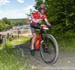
[38,4,46,14]
[40,4,46,8]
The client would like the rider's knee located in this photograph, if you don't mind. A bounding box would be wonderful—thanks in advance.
[33,33,36,38]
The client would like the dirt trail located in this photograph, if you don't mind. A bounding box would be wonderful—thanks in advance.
[15,43,75,70]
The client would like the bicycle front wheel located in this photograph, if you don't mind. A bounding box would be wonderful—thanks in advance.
[40,34,59,64]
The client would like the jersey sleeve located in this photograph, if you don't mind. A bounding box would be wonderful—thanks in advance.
[41,15,47,20]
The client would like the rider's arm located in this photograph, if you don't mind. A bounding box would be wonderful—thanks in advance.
[44,18,51,27]
[41,14,51,26]
[28,15,32,23]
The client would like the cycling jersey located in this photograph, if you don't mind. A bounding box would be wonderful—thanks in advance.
[29,11,47,24]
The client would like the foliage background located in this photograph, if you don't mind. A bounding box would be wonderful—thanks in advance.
[0,18,25,31]
[0,0,75,37]
[35,0,75,37]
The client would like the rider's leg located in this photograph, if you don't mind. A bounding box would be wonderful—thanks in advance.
[30,33,36,56]
[31,33,36,50]
[30,25,36,56]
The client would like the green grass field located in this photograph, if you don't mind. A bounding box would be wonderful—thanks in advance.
[0,48,30,70]
[6,36,30,48]
[0,37,31,70]
[0,36,30,49]
[57,37,75,53]
[0,36,75,70]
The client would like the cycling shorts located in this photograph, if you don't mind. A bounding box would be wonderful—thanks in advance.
[30,23,40,34]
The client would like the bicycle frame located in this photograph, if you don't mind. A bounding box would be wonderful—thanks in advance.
[35,25,48,50]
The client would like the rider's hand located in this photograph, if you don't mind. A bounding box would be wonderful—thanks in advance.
[47,23,51,28]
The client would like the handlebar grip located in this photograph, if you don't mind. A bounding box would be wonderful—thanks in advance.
[46,24,52,28]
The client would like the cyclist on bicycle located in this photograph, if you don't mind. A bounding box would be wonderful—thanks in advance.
[29,4,51,56]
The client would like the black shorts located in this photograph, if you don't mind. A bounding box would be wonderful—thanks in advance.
[30,23,40,34]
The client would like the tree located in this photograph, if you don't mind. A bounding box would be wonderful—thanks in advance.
[2,17,11,25]
[35,0,75,34]
[0,20,9,31]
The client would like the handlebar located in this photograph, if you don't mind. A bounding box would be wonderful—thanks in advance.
[30,23,51,30]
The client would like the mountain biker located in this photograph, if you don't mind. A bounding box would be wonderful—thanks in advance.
[29,4,51,56]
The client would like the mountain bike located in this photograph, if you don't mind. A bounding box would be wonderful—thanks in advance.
[30,24,59,64]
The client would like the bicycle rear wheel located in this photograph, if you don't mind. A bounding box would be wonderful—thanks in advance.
[40,34,59,64]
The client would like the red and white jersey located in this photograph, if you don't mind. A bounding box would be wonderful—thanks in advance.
[29,11,47,24]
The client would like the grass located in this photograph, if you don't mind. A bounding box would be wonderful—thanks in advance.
[32,68,40,70]
[0,36,31,70]
[57,37,75,53]
[5,36,30,48]
[0,48,30,70]
[0,36,75,70]
[31,66,40,70]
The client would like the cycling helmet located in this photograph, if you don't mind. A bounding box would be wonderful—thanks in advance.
[38,4,46,14]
